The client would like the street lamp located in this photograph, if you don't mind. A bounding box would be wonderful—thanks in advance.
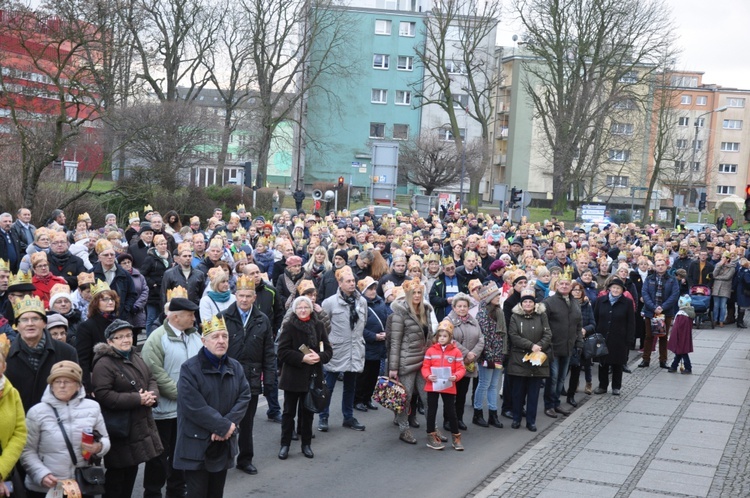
[685,105,728,219]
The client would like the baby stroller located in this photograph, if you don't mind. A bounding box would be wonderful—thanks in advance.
[690,285,713,329]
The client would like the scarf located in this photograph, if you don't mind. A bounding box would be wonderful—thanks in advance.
[202,347,228,372]
[208,290,231,303]
[608,293,620,306]
[285,267,304,283]
[35,274,55,285]
[19,334,47,371]
[341,290,360,330]
[115,347,132,361]
[299,314,311,322]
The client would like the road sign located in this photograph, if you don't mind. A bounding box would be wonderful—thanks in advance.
[580,204,606,221]
[351,161,361,167]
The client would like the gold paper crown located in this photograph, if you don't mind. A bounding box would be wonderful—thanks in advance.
[90,279,111,297]
[77,272,95,286]
[441,256,455,266]
[201,315,227,336]
[237,204,245,211]
[166,286,188,301]
[0,333,9,358]
[232,250,247,261]
[236,275,254,291]
[13,294,45,319]
[216,230,227,239]
[0,259,9,272]
[77,212,90,222]
[558,266,574,282]
[234,227,247,238]
[437,319,454,335]
[128,212,140,222]
[144,204,153,212]
[8,270,32,287]
[209,238,224,248]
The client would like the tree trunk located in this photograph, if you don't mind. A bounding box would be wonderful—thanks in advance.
[256,124,273,186]
[468,176,481,213]
[551,148,569,215]
[216,105,234,186]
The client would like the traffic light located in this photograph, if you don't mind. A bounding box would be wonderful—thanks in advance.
[745,185,750,222]
[509,187,517,208]
[509,186,523,207]
[337,176,345,189]
[243,162,253,188]
[698,192,707,212]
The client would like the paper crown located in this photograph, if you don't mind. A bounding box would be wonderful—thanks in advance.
[166,286,188,301]
[202,315,227,336]
[90,279,111,297]
[0,259,8,272]
[77,272,95,286]
[437,319,454,335]
[8,270,32,288]
[441,256,455,267]
[423,253,440,263]
[30,252,48,267]
[209,237,224,248]
[297,279,316,295]
[13,294,45,319]
[232,251,247,262]
[0,333,9,358]
[128,212,140,222]
[50,283,71,298]
[236,275,254,291]
[77,212,90,222]
[237,204,245,211]
[215,230,227,239]
[144,204,153,213]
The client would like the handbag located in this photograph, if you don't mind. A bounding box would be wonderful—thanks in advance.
[0,447,26,498]
[100,359,139,439]
[372,376,408,413]
[303,371,330,414]
[582,333,609,360]
[650,315,666,337]
[50,406,106,496]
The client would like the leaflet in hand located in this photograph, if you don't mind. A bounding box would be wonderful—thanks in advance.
[431,366,452,391]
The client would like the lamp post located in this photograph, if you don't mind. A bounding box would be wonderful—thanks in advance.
[685,105,728,220]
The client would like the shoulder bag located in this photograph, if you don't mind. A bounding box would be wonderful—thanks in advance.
[582,333,609,360]
[49,406,106,496]
[303,371,330,414]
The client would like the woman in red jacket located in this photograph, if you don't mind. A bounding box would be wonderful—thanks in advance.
[421,319,466,451]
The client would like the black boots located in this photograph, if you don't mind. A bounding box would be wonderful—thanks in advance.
[488,410,504,428]
[738,310,747,328]
[472,408,489,427]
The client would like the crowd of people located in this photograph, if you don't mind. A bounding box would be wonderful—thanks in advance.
[0,201,743,496]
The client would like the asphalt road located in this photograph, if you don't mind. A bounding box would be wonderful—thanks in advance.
[131,382,576,497]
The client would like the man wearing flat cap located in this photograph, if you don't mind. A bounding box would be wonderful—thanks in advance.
[142,297,203,498]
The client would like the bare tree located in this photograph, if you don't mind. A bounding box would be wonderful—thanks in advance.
[400,133,483,195]
[412,0,500,210]
[239,0,355,185]
[514,0,674,214]
[0,1,110,209]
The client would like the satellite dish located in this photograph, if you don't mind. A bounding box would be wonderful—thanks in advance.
[512,34,518,42]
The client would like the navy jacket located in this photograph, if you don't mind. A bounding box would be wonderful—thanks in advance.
[363,294,392,361]
[642,272,680,318]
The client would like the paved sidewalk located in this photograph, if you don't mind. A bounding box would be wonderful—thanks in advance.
[471,326,750,498]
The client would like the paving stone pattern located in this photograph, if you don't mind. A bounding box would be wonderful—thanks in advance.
[471,327,750,498]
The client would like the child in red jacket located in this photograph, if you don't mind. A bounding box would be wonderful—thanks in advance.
[422,319,466,450]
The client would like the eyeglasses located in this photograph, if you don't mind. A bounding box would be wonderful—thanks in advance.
[53,379,76,386]
[100,297,115,303]
[111,334,133,341]
[100,253,115,258]
[34,264,49,269]
[18,316,43,324]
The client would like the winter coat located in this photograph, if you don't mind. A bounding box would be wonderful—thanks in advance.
[278,271,304,310]
[123,268,147,329]
[387,299,435,376]
[0,377,27,484]
[363,294,392,361]
[476,301,506,364]
[317,266,341,304]
[593,294,635,365]
[199,293,236,323]
[576,278,599,304]
[5,331,78,412]
[161,264,206,307]
[254,280,284,333]
[141,321,203,420]
[173,349,251,471]
[321,290,367,373]
[447,310,484,378]
[429,273,469,321]
[93,262,137,318]
[128,239,152,270]
[76,312,116,393]
[579,299,596,336]
[253,251,276,280]
[736,266,750,308]
[0,229,21,273]
[32,274,68,309]
[91,343,164,468]
[278,314,333,393]
[456,265,488,284]
[687,260,714,289]
[542,293,583,357]
[221,303,277,396]
[141,248,174,306]
[667,312,694,355]
[421,342,466,394]
[506,303,552,378]
[11,220,35,253]
[21,386,111,493]
[712,261,736,298]
[642,272,681,318]
[377,271,409,298]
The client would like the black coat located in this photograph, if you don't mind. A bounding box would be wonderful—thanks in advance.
[456,265,488,283]
[0,228,22,272]
[47,250,87,290]
[76,312,115,393]
[140,248,173,306]
[542,293,583,357]
[5,330,78,411]
[277,314,332,393]
[161,264,205,307]
[128,239,152,270]
[11,220,35,253]
[429,273,468,321]
[221,303,277,396]
[93,262,137,318]
[687,260,714,289]
[317,267,340,304]
[593,294,635,365]
[254,280,284,334]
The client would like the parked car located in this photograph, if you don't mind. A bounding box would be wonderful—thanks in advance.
[685,223,717,233]
[350,206,401,218]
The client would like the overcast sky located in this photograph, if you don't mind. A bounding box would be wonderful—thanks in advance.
[498,0,750,90]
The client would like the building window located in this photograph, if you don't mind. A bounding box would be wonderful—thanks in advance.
[674,160,685,172]
[680,95,692,105]
[446,60,466,74]
[718,163,737,173]
[375,19,391,35]
[393,124,409,140]
[717,185,736,195]
[450,93,469,109]
[371,89,388,104]
[677,117,689,126]
[399,21,415,37]
[369,122,385,139]
[693,140,703,150]
[676,139,688,150]
[721,142,740,152]
[373,54,390,69]
[611,122,634,135]
[439,127,465,141]
[619,71,638,83]
[612,99,636,110]
[397,56,413,71]
[394,90,411,105]
[695,117,705,127]
[606,175,629,187]
[727,98,745,108]
[446,26,463,40]
[671,76,698,87]
[608,149,630,161]
[723,119,743,130]
[696,96,707,105]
